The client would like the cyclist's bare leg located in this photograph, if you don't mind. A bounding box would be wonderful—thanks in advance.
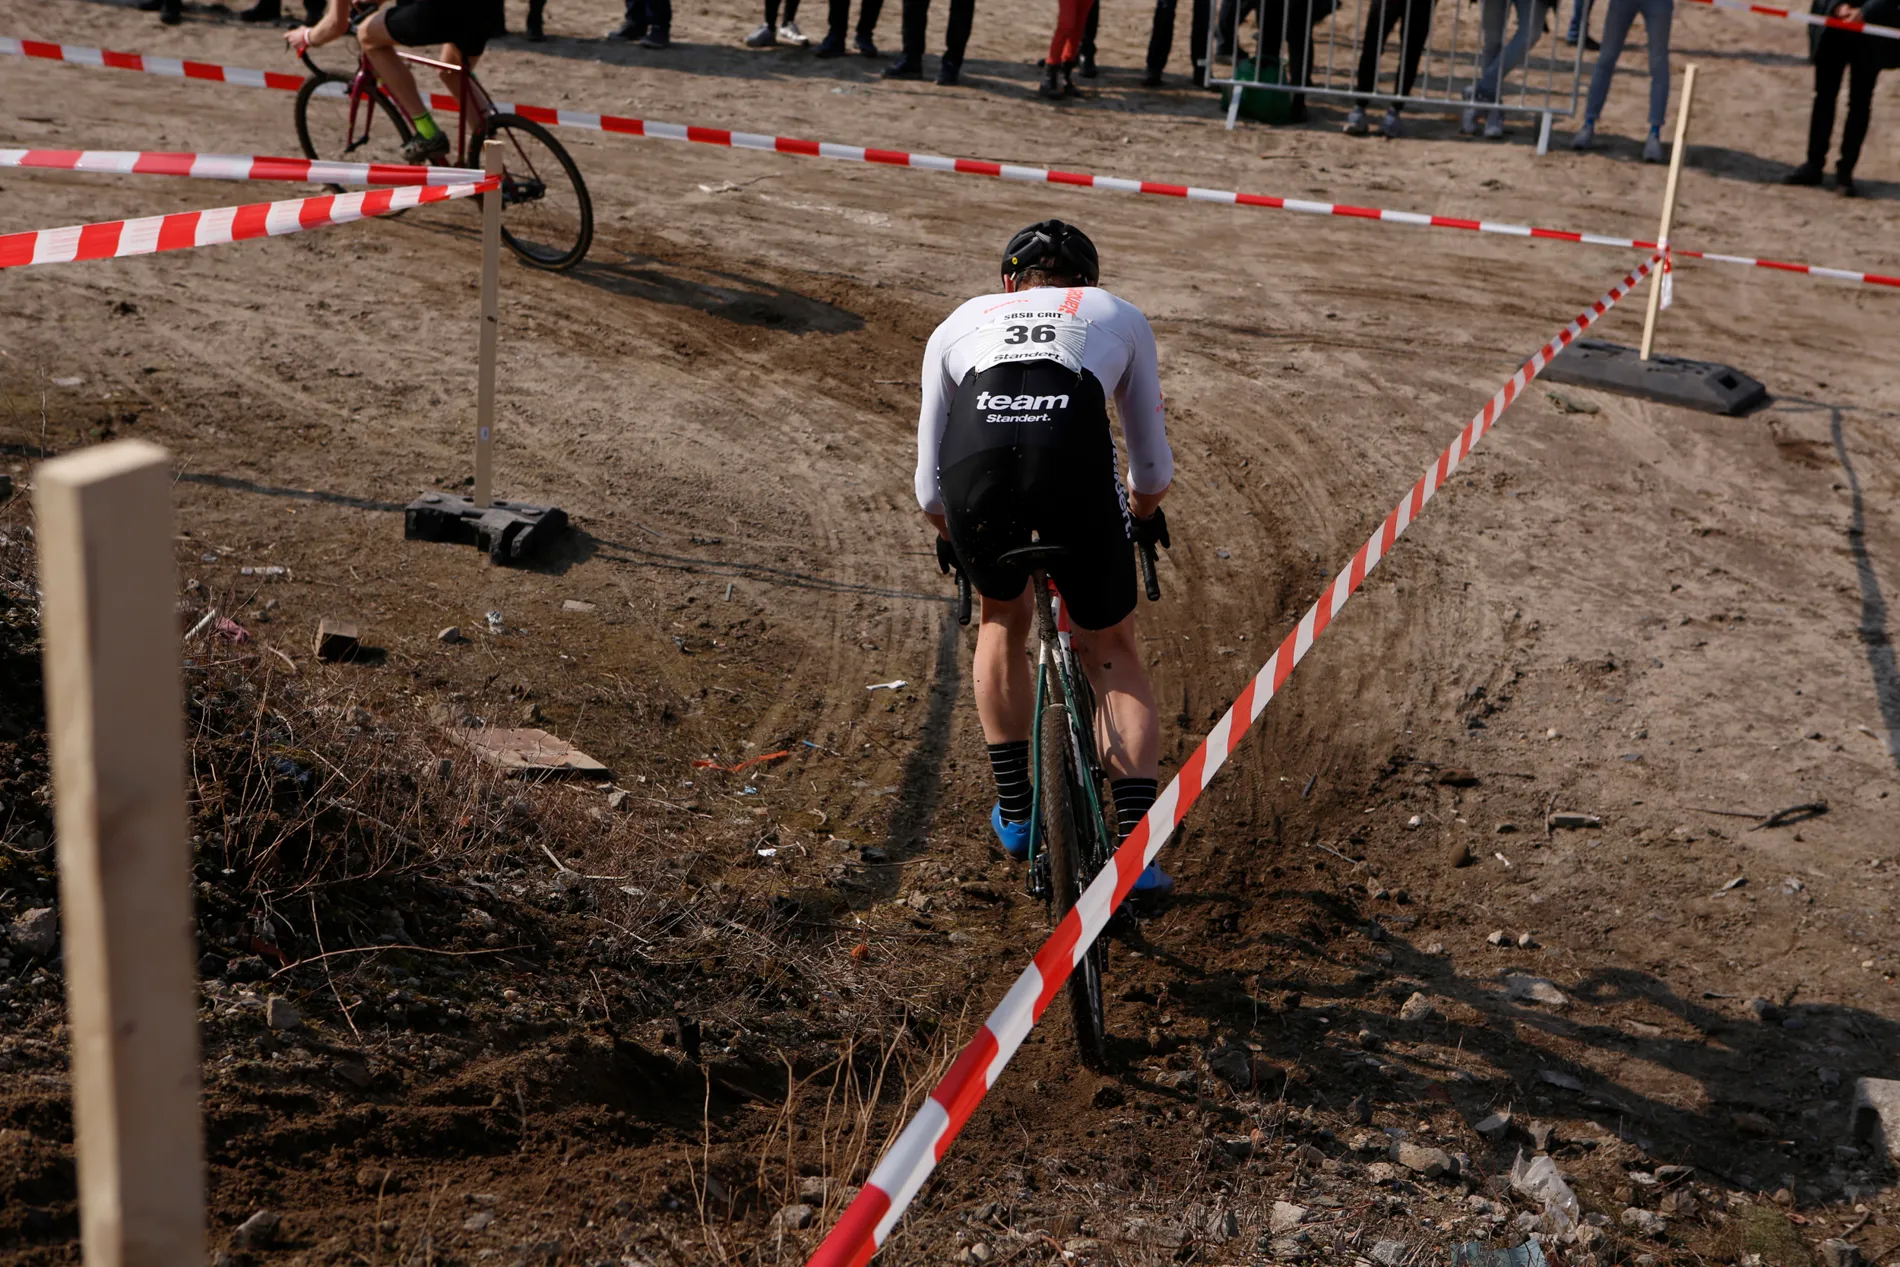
[434,43,475,105]
[358,10,429,118]
[973,588,1035,744]
[1069,613,1160,782]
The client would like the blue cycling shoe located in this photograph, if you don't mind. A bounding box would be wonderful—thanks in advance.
[990,803,1032,861]
[1131,860,1174,896]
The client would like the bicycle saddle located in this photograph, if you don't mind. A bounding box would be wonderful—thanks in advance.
[996,544,1073,573]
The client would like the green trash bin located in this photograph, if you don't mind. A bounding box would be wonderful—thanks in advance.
[1220,56,1293,125]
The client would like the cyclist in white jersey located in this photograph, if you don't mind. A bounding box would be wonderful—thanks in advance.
[914,220,1176,895]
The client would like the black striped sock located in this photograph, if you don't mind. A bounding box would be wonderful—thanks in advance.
[1112,777,1158,841]
[987,741,1032,823]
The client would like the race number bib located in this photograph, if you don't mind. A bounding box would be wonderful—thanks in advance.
[968,309,1090,375]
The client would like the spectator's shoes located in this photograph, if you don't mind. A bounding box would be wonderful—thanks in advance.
[1191,61,1207,88]
[1781,162,1823,186]
[402,131,451,164]
[1839,172,1861,197]
[1460,102,1480,134]
[744,22,776,46]
[1038,63,1063,98]
[856,34,878,57]
[1343,105,1370,135]
[1288,100,1310,123]
[606,20,647,39]
[1140,67,1163,87]
[1483,108,1504,139]
[1570,121,1595,150]
[936,59,961,85]
[525,9,544,39]
[158,0,183,21]
[237,0,281,22]
[778,21,809,44]
[1080,53,1098,78]
[639,28,670,48]
[1381,105,1403,137]
[812,33,847,57]
[882,54,923,78]
[1642,132,1664,163]
[990,804,1031,861]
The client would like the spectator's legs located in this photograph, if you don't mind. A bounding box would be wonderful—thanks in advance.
[1639,0,1672,131]
[1566,0,1585,40]
[1352,0,1401,95]
[1286,0,1314,108]
[646,0,671,36]
[1486,0,1551,101]
[1147,0,1179,74]
[1393,0,1434,99]
[1217,0,1238,54]
[1049,0,1092,64]
[1805,32,1849,170]
[1474,0,1510,101]
[1190,0,1211,77]
[827,0,850,43]
[1082,0,1100,65]
[900,0,929,59]
[1838,48,1880,175]
[766,0,781,24]
[857,0,883,41]
[944,0,975,64]
[1582,0,1636,124]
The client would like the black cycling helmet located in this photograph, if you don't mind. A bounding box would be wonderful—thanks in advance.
[1001,219,1100,287]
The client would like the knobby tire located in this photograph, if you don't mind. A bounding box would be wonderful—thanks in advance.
[1040,695,1109,1071]
[293,72,413,205]
[481,113,593,271]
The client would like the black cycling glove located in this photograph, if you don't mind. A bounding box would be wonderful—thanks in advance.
[936,535,960,575]
[1133,507,1171,550]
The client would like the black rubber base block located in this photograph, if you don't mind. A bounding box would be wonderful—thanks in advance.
[403,493,569,565]
[1543,339,1767,416]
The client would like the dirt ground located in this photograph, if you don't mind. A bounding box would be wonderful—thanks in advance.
[2,0,1900,1262]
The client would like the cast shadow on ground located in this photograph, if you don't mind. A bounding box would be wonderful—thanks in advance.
[1111,883,1900,1210]
[176,470,410,513]
[589,535,946,604]
[570,252,864,334]
[1580,141,1900,197]
[1777,397,1900,767]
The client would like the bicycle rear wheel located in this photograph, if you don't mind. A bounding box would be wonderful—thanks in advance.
[1040,693,1109,1072]
[294,73,413,192]
[481,113,593,271]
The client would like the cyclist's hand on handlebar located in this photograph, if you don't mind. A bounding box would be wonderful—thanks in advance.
[285,25,311,52]
[1133,507,1170,551]
[936,535,959,576]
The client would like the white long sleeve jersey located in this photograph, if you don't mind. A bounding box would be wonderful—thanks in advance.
[912,286,1174,515]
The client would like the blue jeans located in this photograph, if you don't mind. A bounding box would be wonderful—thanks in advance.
[1583,0,1673,128]
[1475,0,1554,102]
[1567,0,1586,40]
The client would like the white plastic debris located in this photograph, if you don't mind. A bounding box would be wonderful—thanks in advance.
[866,680,908,691]
[1510,1149,1580,1236]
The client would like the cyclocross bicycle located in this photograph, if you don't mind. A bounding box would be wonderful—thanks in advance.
[946,530,1163,1071]
[292,20,593,270]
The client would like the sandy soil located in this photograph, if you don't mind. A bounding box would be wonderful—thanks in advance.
[2,0,1899,1262]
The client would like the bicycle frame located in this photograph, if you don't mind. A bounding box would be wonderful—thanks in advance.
[323,45,496,165]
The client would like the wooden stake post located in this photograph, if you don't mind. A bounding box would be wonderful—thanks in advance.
[1640,63,1699,361]
[473,139,502,510]
[35,440,205,1266]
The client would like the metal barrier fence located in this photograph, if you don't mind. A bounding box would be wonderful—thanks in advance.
[1206,0,1589,151]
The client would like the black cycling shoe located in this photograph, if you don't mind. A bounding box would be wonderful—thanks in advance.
[882,54,922,78]
[935,59,960,85]
[402,131,451,164]
[605,20,647,39]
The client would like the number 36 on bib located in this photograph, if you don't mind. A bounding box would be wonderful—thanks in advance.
[971,310,1089,375]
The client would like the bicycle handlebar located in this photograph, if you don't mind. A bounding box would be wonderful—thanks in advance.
[1139,540,1160,603]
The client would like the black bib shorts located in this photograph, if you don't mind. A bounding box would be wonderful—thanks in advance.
[385,0,505,59]
[938,358,1136,632]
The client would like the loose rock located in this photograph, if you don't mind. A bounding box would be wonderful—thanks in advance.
[1506,976,1569,1007]
[232,1210,281,1249]
[265,996,303,1030]
[1270,1201,1308,1234]
[1448,841,1474,867]
[463,1211,494,1232]
[1399,992,1437,1022]
[1821,1239,1865,1267]
[1208,1046,1253,1090]
[1620,1207,1667,1238]
[1475,1111,1512,1140]
[9,908,57,958]
[437,626,464,644]
[1549,811,1601,829]
[1396,1143,1455,1179]
[773,1203,815,1231]
[1370,1239,1408,1266]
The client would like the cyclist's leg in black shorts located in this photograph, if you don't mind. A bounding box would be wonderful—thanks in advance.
[938,359,1137,632]
[384,0,505,59]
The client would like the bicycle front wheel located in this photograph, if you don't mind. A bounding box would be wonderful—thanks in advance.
[481,113,593,271]
[1040,696,1109,1072]
[294,73,413,191]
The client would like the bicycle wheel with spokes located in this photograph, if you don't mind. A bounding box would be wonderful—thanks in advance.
[294,73,413,191]
[481,113,593,271]
[1040,692,1110,1071]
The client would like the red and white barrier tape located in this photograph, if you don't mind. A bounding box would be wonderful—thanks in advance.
[1683,0,1900,40]
[803,252,1662,1267]
[0,147,483,185]
[6,34,1897,290]
[0,177,495,269]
